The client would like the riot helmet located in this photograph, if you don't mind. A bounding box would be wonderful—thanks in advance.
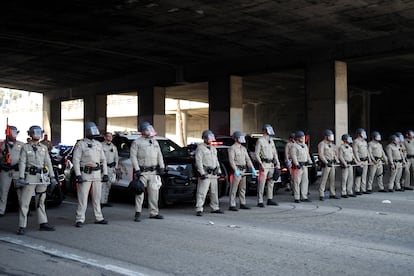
[324,129,334,141]
[202,130,215,144]
[356,128,367,139]
[390,134,399,144]
[262,124,275,136]
[27,125,43,141]
[395,132,404,143]
[372,131,381,141]
[232,131,246,144]
[289,132,296,140]
[6,125,19,140]
[139,121,156,137]
[85,122,100,139]
[407,130,414,138]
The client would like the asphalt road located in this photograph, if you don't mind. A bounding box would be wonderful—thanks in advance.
[0,183,413,276]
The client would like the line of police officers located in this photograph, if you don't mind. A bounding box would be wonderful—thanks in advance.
[1,122,413,234]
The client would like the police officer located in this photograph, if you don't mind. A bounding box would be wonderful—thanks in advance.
[403,130,414,190]
[130,122,165,221]
[72,122,109,228]
[195,130,224,216]
[0,126,24,216]
[17,125,57,235]
[386,135,404,192]
[101,132,118,207]
[338,134,357,197]
[367,131,388,192]
[353,128,371,195]
[228,131,256,211]
[318,129,339,201]
[290,130,313,203]
[284,132,296,191]
[255,124,280,207]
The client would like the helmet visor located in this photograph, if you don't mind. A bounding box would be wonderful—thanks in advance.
[143,125,156,137]
[266,126,275,136]
[237,135,246,144]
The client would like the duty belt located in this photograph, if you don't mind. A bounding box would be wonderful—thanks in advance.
[394,159,403,163]
[261,158,273,163]
[141,166,158,172]
[0,164,19,172]
[107,162,116,168]
[81,165,101,174]
[346,161,354,164]
[236,165,246,170]
[25,166,47,175]
[204,166,218,174]
[407,155,414,159]
[373,156,383,161]
[299,162,308,166]
[360,157,369,161]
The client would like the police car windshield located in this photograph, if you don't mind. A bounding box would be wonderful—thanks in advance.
[157,139,188,157]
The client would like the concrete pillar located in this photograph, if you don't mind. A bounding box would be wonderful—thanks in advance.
[139,87,166,136]
[49,98,61,145]
[208,75,243,135]
[175,100,187,146]
[42,94,52,141]
[306,61,348,151]
[83,94,107,134]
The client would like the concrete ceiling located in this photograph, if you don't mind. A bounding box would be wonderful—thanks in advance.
[0,0,413,94]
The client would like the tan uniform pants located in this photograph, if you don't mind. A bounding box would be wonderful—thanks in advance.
[229,171,247,207]
[195,174,219,212]
[101,169,115,204]
[402,157,413,188]
[135,173,161,216]
[292,167,309,200]
[18,184,48,228]
[257,166,274,203]
[355,161,368,192]
[367,162,384,190]
[341,166,354,195]
[76,181,104,223]
[0,171,14,215]
[319,166,336,197]
[388,163,403,190]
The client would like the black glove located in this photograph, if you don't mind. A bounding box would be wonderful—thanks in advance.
[296,164,302,169]
[200,174,208,180]
[102,174,109,182]
[327,160,332,167]
[157,168,166,175]
[351,160,356,165]
[50,178,58,189]
[76,175,83,183]
[134,170,141,179]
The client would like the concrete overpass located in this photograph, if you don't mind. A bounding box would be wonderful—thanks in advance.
[1,1,413,149]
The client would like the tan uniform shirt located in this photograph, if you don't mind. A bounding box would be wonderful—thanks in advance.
[72,138,108,181]
[368,141,388,163]
[0,140,25,179]
[254,136,280,168]
[19,142,55,183]
[386,143,404,163]
[285,141,295,162]
[353,137,370,162]
[318,140,338,164]
[195,143,221,176]
[101,142,119,167]
[405,138,414,157]
[130,137,164,171]
[291,142,312,165]
[338,143,355,165]
[228,143,254,172]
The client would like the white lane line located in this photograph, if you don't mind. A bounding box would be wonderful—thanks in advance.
[0,236,148,276]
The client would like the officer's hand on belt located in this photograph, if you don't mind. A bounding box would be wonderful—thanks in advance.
[50,178,58,188]
[200,174,207,180]
[17,178,29,187]
[234,170,241,177]
[76,175,83,183]
[134,170,141,179]
[102,174,109,182]
[157,167,166,175]
[295,164,302,169]
[327,160,332,167]
[252,169,258,177]
[390,163,396,170]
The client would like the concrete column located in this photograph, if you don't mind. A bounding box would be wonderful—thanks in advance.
[208,75,243,135]
[175,101,187,146]
[49,98,61,145]
[83,94,107,134]
[42,94,52,141]
[306,61,348,151]
[139,87,166,136]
